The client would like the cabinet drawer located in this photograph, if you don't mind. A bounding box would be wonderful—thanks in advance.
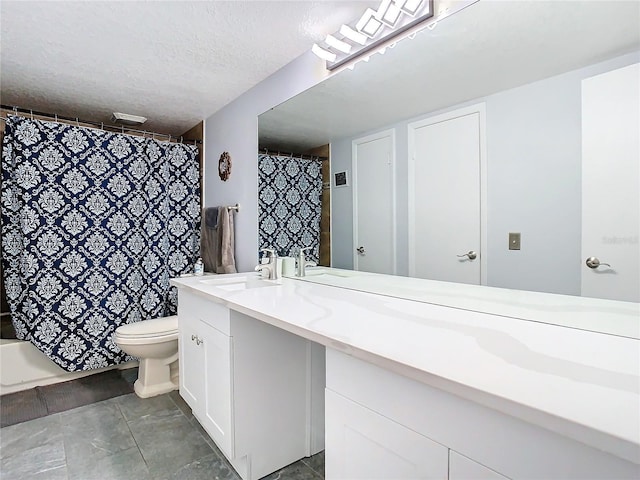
[178,289,230,335]
[449,451,509,480]
[326,389,448,479]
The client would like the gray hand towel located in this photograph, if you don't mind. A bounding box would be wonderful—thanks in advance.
[216,207,237,274]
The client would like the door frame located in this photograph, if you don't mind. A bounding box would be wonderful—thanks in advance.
[407,103,488,285]
[352,129,397,274]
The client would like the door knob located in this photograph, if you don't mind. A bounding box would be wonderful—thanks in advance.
[457,251,477,260]
[586,257,611,269]
[356,246,366,255]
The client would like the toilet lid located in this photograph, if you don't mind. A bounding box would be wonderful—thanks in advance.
[116,315,178,338]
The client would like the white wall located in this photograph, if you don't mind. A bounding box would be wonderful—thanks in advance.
[330,51,639,296]
[204,52,330,273]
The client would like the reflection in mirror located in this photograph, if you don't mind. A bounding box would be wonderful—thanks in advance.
[258,1,640,324]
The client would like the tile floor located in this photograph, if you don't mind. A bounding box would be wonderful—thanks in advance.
[0,389,324,480]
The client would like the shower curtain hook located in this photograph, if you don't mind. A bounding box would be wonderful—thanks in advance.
[55,114,58,123]
[180,136,183,144]
[121,124,124,134]
[30,109,34,120]
[101,122,104,130]
[193,138,197,146]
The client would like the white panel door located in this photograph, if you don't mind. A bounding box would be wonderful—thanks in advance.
[409,106,484,285]
[353,131,395,274]
[581,63,640,302]
[325,389,448,480]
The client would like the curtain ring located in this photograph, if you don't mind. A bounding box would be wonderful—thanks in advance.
[55,114,58,123]
[180,136,183,144]
[30,110,34,120]
[76,117,80,127]
[152,132,155,140]
[193,139,197,146]
[121,124,124,134]
[101,122,104,130]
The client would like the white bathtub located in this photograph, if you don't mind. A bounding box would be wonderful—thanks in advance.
[0,338,137,395]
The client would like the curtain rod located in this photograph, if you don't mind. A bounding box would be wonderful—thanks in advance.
[259,148,327,161]
[0,104,202,145]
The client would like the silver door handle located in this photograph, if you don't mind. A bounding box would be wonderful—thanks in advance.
[586,257,611,269]
[356,246,366,255]
[191,334,196,341]
[196,337,203,346]
[457,251,477,260]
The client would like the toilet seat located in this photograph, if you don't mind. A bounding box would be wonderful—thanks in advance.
[115,315,178,344]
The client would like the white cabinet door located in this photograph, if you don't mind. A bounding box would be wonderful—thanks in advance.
[449,451,509,480]
[201,320,234,457]
[353,130,396,274]
[581,62,640,301]
[325,389,448,480]
[178,311,205,410]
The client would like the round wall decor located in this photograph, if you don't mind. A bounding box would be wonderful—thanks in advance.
[218,151,231,181]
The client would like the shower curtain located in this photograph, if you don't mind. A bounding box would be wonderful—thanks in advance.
[258,153,322,263]
[1,116,200,371]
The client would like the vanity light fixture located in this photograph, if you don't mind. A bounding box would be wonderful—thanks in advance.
[311,43,337,62]
[326,34,352,54]
[356,8,384,38]
[376,0,403,27]
[339,25,367,45]
[396,0,424,16]
[312,0,435,71]
[311,0,478,72]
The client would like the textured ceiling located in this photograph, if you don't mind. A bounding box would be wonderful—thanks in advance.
[0,0,376,135]
[259,0,640,152]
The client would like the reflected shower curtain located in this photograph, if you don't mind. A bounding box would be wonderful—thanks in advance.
[1,116,200,371]
[258,154,322,263]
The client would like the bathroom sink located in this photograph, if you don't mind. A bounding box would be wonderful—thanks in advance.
[199,276,279,291]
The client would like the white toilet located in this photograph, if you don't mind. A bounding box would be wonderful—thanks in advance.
[114,315,179,398]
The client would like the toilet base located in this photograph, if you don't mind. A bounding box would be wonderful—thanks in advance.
[134,378,178,398]
[133,357,179,398]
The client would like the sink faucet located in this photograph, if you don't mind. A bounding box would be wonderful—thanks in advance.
[296,247,316,277]
[255,248,280,280]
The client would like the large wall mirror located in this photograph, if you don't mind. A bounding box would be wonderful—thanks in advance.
[258,0,639,330]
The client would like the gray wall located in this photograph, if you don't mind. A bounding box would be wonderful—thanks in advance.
[330,51,639,296]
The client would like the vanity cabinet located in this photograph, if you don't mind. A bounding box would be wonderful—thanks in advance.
[178,289,321,480]
[326,348,638,480]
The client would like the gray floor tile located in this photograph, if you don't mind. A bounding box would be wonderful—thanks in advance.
[0,438,67,480]
[158,453,241,480]
[0,413,62,458]
[60,399,137,465]
[301,451,325,477]
[128,408,213,476]
[67,446,152,480]
[168,389,193,418]
[259,460,323,480]
[116,392,179,422]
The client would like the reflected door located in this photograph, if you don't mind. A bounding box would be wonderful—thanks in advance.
[353,131,395,274]
[581,63,640,302]
[408,105,484,285]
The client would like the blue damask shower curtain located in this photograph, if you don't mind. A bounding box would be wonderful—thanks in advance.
[258,154,322,263]
[1,116,200,371]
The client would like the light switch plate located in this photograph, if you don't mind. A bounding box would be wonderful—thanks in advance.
[509,232,521,250]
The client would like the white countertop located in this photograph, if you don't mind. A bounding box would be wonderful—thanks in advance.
[171,271,640,464]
